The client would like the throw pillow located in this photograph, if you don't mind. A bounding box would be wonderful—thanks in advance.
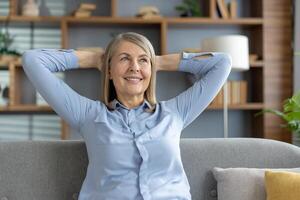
[212,167,300,200]
[265,170,300,200]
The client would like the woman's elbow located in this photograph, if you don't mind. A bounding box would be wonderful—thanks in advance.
[219,53,232,72]
[22,49,39,69]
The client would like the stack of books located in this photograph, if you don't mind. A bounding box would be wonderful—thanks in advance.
[210,80,248,105]
[211,0,237,18]
[73,3,96,18]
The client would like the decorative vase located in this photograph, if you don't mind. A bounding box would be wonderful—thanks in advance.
[22,0,40,16]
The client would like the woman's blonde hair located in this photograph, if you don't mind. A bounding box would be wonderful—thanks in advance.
[101,32,157,110]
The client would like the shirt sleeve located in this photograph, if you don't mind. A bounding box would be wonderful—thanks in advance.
[165,52,232,129]
[22,49,96,131]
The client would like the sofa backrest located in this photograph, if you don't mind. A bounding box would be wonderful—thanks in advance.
[181,138,300,200]
[1,138,300,200]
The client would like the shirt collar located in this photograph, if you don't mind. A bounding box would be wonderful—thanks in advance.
[110,99,152,111]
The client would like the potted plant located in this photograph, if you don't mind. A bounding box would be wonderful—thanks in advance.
[256,91,300,145]
[0,28,21,65]
[175,0,202,17]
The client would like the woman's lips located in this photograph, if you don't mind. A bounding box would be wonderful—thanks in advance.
[124,77,143,84]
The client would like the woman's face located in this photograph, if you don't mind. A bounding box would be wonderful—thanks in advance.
[109,41,152,100]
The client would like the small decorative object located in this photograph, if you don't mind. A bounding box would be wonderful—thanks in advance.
[0,70,9,106]
[256,91,300,138]
[0,27,21,66]
[73,3,96,18]
[136,6,161,19]
[22,0,40,16]
[249,54,259,63]
[175,0,201,17]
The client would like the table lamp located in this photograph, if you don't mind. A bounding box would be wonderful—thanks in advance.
[202,35,249,138]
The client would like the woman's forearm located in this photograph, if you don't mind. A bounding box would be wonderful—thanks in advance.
[74,50,104,70]
[156,53,215,72]
[155,54,181,71]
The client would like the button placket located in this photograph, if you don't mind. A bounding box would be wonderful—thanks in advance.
[135,140,150,199]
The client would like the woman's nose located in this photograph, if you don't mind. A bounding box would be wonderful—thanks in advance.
[130,60,140,71]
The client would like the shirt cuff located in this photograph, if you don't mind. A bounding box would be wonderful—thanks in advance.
[60,49,79,69]
[178,52,215,74]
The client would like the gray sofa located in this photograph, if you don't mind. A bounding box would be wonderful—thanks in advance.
[1,138,300,200]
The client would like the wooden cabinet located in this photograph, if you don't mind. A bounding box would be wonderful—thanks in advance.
[0,0,292,141]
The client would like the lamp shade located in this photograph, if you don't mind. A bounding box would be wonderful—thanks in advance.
[202,35,249,71]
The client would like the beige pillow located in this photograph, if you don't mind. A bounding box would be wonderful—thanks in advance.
[212,167,300,200]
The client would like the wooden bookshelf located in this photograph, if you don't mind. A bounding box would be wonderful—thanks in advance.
[208,103,264,110]
[0,105,53,112]
[165,17,263,25]
[0,16,263,25]
[0,0,292,142]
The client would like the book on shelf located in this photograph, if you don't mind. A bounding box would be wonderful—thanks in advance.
[240,81,247,103]
[229,0,237,18]
[231,81,240,104]
[216,0,229,18]
[210,0,217,18]
[210,81,248,105]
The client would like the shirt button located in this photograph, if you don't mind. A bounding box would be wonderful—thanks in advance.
[1,197,8,200]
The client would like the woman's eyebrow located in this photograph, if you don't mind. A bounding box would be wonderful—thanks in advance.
[117,52,148,58]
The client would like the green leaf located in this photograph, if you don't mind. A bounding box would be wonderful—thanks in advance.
[255,90,300,134]
[255,109,285,118]
[284,91,300,112]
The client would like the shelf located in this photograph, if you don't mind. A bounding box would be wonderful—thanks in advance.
[0,15,263,26]
[165,17,263,25]
[0,105,54,112]
[0,15,62,22]
[65,16,162,24]
[208,103,264,110]
[250,60,264,68]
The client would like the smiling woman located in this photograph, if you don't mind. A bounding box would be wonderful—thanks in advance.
[101,33,156,110]
[22,32,232,200]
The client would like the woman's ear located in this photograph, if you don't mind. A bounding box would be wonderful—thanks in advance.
[109,68,112,80]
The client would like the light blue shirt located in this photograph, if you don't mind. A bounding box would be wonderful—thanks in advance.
[22,49,231,200]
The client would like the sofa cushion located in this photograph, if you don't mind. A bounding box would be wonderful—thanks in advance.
[212,167,300,200]
[265,170,300,200]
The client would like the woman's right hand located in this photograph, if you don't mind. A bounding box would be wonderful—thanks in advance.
[74,48,104,70]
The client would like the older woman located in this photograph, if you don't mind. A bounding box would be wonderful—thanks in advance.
[22,32,231,200]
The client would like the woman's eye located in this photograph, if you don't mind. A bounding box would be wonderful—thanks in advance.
[121,57,128,61]
[140,59,148,63]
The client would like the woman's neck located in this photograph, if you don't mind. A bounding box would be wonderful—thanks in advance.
[117,95,144,109]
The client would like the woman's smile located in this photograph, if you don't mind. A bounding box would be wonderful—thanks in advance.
[109,41,152,99]
[123,75,143,84]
